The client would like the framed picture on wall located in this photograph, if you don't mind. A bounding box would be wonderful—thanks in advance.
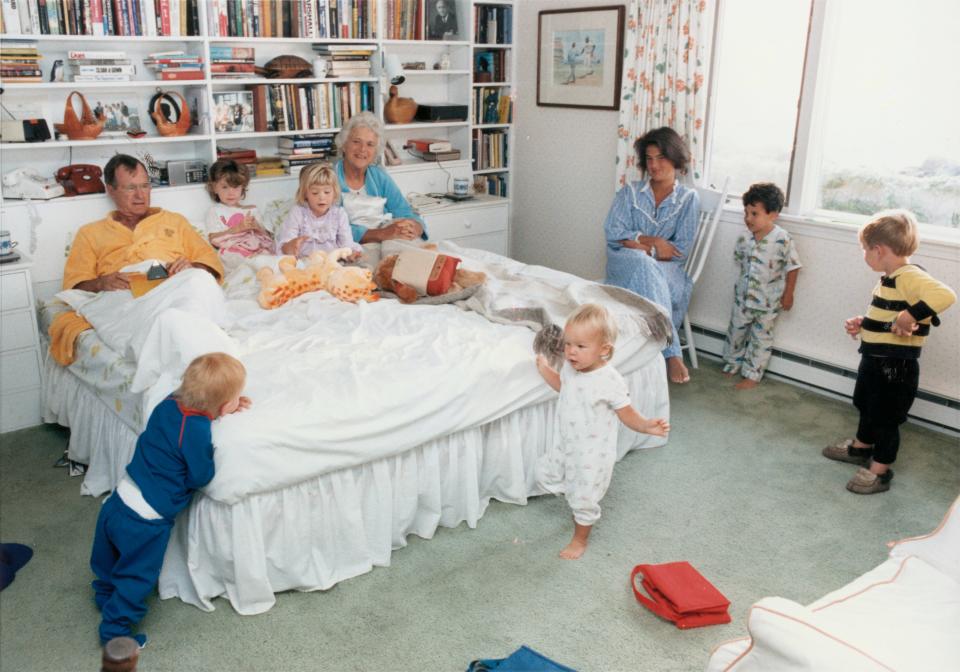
[537,5,625,110]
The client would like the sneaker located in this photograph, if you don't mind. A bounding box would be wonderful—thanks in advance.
[846,467,894,495]
[822,439,872,465]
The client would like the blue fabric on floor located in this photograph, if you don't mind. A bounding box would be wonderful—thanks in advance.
[467,645,577,672]
[0,543,34,591]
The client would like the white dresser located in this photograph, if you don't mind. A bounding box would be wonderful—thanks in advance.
[421,195,510,256]
[1,255,44,432]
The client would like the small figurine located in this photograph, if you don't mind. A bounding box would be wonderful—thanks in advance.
[49,59,64,82]
[439,53,451,70]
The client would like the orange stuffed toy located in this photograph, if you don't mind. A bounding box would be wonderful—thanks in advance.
[257,249,378,309]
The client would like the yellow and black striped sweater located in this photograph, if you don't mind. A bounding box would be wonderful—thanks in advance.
[861,264,956,358]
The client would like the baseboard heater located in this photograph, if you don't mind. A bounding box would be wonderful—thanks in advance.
[688,324,959,434]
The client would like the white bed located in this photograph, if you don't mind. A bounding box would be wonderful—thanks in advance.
[41,243,671,614]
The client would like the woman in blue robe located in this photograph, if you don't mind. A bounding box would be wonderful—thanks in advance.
[604,127,700,384]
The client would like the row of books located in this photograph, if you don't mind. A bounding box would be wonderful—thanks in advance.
[210,45,255,79]
[312,43,376,78]
[473,4,511,45]
[142,50,202,81]
[384,0,421,41]
[472,129,508,171]
[477,173,507,198]
[247,81,375,134]
[0,0,201,36]
[0,39,40,82]
[473,87,512,125]
[207,0,376,39]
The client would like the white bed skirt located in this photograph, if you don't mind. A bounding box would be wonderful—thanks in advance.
[43,349,668,615]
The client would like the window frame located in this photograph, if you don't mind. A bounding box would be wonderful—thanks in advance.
[705,0,960,241]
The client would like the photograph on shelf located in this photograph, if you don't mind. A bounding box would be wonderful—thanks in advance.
[88,94,143,136]
[427,0,460,40]
[212,91,255,134]
[537,6,625,110]
[474,51,494,82]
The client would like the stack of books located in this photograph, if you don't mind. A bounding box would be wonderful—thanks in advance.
[67,49,133,82]
[0,41,42,83]
[278,135,336,175]
[216,146,257,169]
[404,138,460,162]
[143,50,203,81]
[210,45,255,79]
[255,155,285,177]
[312,44,377,78]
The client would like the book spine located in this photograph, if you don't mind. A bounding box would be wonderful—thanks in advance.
[67,49,125,59]
[2,0,23,34]
[72,64,136,73]
[159,68,203,80]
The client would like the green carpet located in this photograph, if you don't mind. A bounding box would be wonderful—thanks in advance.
[1,360,957,672]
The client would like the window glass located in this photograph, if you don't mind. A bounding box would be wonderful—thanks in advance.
[708,0,810,198]
[817,0,960,228]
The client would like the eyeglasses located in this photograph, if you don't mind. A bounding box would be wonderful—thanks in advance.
[117,183,152,194]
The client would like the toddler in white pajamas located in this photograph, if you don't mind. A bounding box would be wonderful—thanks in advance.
[536,304,670,560]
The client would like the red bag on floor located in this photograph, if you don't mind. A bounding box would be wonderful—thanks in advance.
[630,562,731,629]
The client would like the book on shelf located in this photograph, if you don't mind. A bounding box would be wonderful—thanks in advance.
[407,149,462,162]
[159,69,204,81]
[3,0,201,37]
[277,135,336,149]
[406,138,452,153]
[207,0,376,39]
[217,146,257,159]
[278,146,334,156]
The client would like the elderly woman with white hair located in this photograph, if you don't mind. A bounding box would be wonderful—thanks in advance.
[335,111,427,243]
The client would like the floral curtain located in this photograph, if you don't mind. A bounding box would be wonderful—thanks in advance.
[615,0,711,187]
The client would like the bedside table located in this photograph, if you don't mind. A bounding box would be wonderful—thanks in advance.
[420,195,510,255]
[1,254,44,432]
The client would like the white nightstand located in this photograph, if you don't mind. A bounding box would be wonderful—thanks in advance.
[1,254,44,432]
[421,195,510,256]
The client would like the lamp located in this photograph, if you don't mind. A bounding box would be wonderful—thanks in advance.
[384,54,406,85]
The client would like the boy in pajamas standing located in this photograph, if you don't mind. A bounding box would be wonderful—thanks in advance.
[722,183,801,389]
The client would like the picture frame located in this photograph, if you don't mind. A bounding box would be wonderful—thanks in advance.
[426,0,459,40]
[537,5,625,110]
[212,91,255,134]
[88,93,143,136]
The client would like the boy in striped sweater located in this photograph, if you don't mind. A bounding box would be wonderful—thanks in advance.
[823,210,955,494]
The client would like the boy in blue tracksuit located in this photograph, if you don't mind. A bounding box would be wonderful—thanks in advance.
[90,352,250,648]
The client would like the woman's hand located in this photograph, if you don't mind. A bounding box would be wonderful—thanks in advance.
[650,239,682,261]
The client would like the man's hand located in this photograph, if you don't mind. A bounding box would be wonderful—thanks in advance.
[74,272,132,293]
[166,257,195,276]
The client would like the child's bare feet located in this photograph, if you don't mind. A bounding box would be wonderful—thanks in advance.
[735,378,759,390]
[666,357,690,384]
[560,523,592,560]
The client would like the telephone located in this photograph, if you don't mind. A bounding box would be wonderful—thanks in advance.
[55,164,106,197]
[2,168,66,200]
[384,140,402,166]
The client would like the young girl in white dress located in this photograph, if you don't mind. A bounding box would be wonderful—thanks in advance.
[536,304,670,559]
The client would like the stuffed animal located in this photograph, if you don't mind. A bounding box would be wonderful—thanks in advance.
[257,249,378,309]
[374,250,486,304]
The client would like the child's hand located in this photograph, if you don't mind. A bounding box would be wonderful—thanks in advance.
[345,250,362,263]
[645,418,670,437]
[536,354,555,376]
[281,236,308,256]
[844,315,864,339]
[781,292,794,311]
[237,396,251,412]
[891,310,919,337]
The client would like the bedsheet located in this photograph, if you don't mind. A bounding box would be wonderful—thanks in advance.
[46,246,668,504]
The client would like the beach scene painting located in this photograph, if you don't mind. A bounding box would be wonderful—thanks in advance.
[552,30,605,87]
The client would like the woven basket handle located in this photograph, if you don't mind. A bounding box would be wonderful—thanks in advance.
[64,91,97,125]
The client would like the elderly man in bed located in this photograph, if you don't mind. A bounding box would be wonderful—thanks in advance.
[63,154,222,293]
[50,154,223,366]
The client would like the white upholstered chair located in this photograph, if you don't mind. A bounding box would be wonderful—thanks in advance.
[680,177,730,369]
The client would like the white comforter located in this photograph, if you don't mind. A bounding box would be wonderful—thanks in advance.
[60,247,665,505]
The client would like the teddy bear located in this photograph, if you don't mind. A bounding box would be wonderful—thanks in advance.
[373,250,486,304]
[257,249,378,309]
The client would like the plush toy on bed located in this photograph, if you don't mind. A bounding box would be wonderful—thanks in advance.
[257,249,378,309]
[373,247,486,304]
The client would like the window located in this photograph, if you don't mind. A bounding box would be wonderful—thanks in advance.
[707,0,960,230]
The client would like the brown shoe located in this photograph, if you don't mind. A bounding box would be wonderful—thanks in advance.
[846,467,894,494]
[822,439,872,465]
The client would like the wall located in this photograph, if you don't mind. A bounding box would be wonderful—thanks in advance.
[511,3,960,402]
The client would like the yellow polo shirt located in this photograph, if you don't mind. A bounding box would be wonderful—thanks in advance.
[63,208,223,290]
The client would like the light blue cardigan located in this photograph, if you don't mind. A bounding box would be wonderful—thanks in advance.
[335,160,427,243]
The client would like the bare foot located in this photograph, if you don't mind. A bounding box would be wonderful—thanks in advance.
[666,357,690,384]
[735,378,759,390]
[559,539,587,560]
